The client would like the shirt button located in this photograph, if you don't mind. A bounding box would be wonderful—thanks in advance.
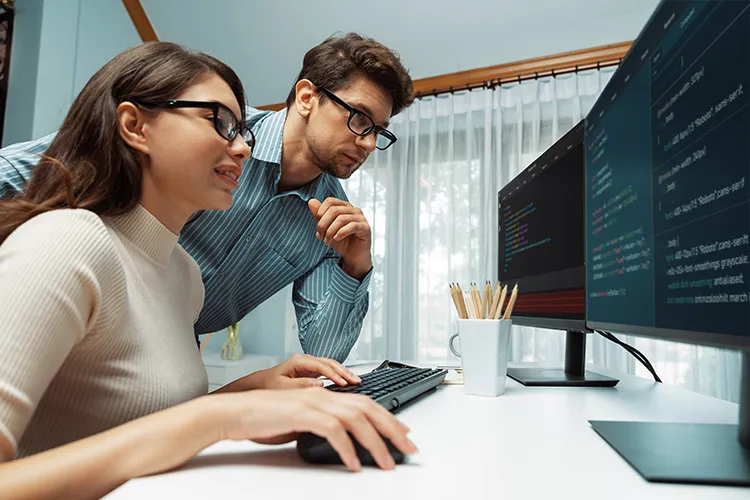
[245,237,251,242]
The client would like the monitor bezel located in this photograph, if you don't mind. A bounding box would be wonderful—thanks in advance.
[583,0,750,352]
[498,120,588,333]
[510,315,589,332]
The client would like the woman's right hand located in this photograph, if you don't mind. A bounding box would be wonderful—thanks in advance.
[215,388,417,471]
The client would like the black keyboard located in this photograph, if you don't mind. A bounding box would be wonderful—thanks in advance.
[326,360,447,411]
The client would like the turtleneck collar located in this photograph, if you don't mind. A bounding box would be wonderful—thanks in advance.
[107,204,180,265]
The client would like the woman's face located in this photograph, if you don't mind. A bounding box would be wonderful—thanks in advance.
[139,73,252,219]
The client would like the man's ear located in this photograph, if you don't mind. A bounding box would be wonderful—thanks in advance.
[117,101,151,155]
[294,79,317,118]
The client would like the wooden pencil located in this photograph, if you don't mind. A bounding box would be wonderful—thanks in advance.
[464,291,476,318]
[502,284,519,319]
[455,283,469,319]
[488,281,502,319]
[470,282,482,319]
[481,280,492,319]
[493,284,509,319]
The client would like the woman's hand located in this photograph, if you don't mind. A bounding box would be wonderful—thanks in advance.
[218,388,417,471]
[258,354,362,389]
[214,354,361,393]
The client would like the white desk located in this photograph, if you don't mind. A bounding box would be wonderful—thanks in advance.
[104,363,745,500]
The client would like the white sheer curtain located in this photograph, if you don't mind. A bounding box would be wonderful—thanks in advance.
[340,68,742,403]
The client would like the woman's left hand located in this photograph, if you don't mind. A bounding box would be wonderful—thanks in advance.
[259,354,362,389]
[214,354,362,393]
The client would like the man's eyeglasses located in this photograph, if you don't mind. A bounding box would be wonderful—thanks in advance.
[320,88,397,150]
[135,100,256,149]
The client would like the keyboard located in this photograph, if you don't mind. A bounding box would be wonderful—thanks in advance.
[326,360,448,411]
[297,361,447,466]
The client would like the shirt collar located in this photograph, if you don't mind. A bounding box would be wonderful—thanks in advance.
[251,108,286,165]
[249,107,333,202]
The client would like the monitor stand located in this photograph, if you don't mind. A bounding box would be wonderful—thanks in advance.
[506,330,619,387]
[589,350,750,486]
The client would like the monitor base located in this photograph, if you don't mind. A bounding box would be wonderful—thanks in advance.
[589,420,750,486]
[506,330,619,387]
[507,367,618,387]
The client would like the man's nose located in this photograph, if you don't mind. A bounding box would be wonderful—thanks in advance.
[356,132,377,152]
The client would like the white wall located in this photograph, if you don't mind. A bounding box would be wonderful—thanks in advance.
[142,0,661,106]
[4,0,141,144]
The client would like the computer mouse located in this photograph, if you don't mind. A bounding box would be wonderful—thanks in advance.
[296,431,406,467]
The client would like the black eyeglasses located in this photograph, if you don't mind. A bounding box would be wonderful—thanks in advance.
[320,88,397,150]
[135,100,256,149]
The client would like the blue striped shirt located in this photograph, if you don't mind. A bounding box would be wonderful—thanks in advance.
[0,107,371,362]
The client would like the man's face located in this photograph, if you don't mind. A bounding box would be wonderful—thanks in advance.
[306,76,394,179]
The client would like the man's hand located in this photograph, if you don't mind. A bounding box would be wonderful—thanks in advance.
[308,197,373,280]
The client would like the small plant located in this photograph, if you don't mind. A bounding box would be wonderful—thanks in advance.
[221,322,243,360]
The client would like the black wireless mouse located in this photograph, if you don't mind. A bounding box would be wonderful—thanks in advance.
[296,431,406,467]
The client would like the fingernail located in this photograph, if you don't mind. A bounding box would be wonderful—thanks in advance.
[383,454,396,469]
[324,238,330,245]
[353,374,362,382]
[316,232,321,240]
[408,439,419,452]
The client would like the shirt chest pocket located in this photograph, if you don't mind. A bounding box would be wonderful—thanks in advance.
[260,222,329,273]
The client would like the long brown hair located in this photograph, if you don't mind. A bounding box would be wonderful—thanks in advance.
[0,41,246,244]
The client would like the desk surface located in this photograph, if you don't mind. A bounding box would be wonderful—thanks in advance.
[105,363,746,500]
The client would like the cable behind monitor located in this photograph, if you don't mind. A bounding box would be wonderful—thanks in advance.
[596,330,661,383]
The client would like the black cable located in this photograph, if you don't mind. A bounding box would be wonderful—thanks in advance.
[598,330,661,382]
[598,330,656,378]
[598,330,657,376]
[596,330,662,383]
[597,330,650,368]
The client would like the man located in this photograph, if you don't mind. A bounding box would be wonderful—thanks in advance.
[0,32,414,362]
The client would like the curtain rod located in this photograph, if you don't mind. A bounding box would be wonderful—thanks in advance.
[415,59,622,99]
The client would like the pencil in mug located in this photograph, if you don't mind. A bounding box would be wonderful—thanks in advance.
[454,283,469,319]
[449,283,468,319]
[502,284,519,320]
[492,284,509,320]
[470,282,483,319]
[464,291,477,318]
[488,281,502,319]
[449,283,461,318]
[481,280,492,319]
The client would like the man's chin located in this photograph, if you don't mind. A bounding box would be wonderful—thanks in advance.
[321,164,357,179]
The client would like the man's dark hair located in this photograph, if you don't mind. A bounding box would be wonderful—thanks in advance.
[285,32,414,117]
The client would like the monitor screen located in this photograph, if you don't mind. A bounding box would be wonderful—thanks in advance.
[584,0,750,350]
[498,121,586,330]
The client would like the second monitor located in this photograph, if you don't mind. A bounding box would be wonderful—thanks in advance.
[498,120,617,386]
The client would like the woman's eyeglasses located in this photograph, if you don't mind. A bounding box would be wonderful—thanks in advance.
[320,88,397,150]
[135,100,256,149]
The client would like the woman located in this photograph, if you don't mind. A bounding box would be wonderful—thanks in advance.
[0,42,415,498]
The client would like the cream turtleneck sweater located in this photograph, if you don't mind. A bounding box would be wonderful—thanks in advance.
[0,205,207,458]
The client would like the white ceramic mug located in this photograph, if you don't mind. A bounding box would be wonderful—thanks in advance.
[449,319,512,397]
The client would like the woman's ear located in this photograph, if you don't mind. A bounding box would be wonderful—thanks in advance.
[295,79,317,118]
[117,102,151,154]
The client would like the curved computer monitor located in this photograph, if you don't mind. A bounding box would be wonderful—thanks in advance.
[584,0,750,486]
[498,120,617,387]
